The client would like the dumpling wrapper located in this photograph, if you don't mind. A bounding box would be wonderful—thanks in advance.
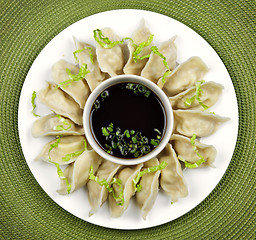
[173,109,230,138]
[158,56,208,96]
[158,143,188,202]
[51,59,90,109]
[38,82,83,125]
[123,19,152,75]
[32,113,84,137]
[141,36,177,83]
[109,163,143,217]
[136,158,160,220]
[169,81,224,110]
[73,38,106,91]
[170,134,217,167]
[57,149,103,194]
[96,28,124,76]
[87,160,121,216]
[35,136,86,165]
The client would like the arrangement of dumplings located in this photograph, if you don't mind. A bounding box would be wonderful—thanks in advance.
[31,19,229,220]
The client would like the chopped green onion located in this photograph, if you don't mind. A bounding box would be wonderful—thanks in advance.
[107,122,114,132]
[144,90,151,98]
[47,136,71,194]
[132,34,154,63]
[124,130,130,138]
[184,158,205,168]
[73,47,94,64]
[48,135,62,160]
[31,91,40,117]
[54,115,72,131]
[89,165,124,206]
[55,64,90,89]
[178,134,206,168]
[62,139,87,162]
[50,161,71,194]
[151,46,171,84]
[102,127,110,137]
[101,123,163,158]
[150,139,160,146]
[184,80,209,110]
[133,161,167,192]
[124,83,151,98]
[101,90,109,99]
[132,136,137,144]
[93,29,132,49]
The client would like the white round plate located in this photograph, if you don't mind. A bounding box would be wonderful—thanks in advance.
[18,9,238,230]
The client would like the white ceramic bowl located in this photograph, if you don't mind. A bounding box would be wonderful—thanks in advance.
[83,75,173,165]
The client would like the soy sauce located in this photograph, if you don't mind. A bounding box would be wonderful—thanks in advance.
[90,82,166,158]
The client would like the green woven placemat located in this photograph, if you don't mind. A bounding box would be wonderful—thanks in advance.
[0,0,255,239]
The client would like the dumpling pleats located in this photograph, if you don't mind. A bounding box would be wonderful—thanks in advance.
[170,134,217,167]
[169,81,224,110]
[32,113,84,137]
[57,149,103,194]
[51,59,91,109]
[158,56,208,96]
[38,82,83,125]
[136,158,160,220]
[109,163,143,217]
[87,160,121,216]
[158,144,188,202]
[73,38,106,91]
[141,36,177,83]
[173,109,230,137]
[123,19,153,75]
[96,28,124,76]
[35,135,86,165]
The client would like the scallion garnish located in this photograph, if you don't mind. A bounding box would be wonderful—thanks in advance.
[124,83,151,98]
[48,135,62,160]
[55,64,90,89]
[51,161,72,194]
[133,161,167,192]
[178,134,206,168]
[184,80,209,110]
[101,123,162,158]
[53,115,72,131]
[73,47,94,64]
[132,34,154,62]
[93,29,132,49]
[62,139,87,162]
[93,90,110,111]
[47,136,71,194]
[150,46,172,84]
[31,91,40,117]
[89,165,124,206]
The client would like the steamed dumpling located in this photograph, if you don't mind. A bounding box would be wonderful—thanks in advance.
[38,82,83,125]
[32,113,84,137]
[170,134,217,167]
[136,158,160,220]
[109,163,143,217]
[51,59,90,109]
[169,81,224,110]
[95,28,124,76]
[73,38,106,91]
[173,109,230,137]
[158,56,208,96]
[141,36,177,83]
[57,149,103,194]
[87,160,121,216]
[158,143,187,202]
[35,136,86,165]
[123,19,152,75]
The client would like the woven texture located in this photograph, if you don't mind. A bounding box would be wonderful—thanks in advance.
[1,0,255,239]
